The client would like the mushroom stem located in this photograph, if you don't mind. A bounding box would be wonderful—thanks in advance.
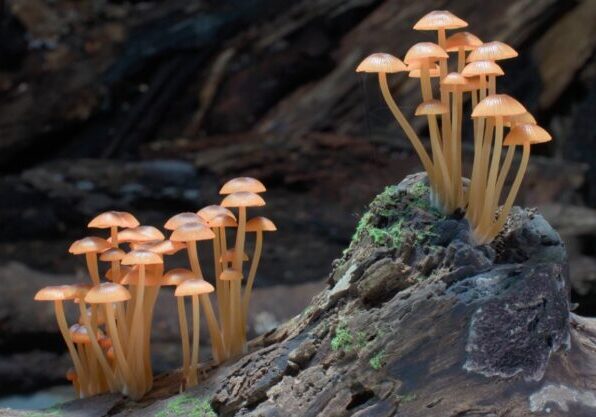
[187,242,225,363]
[212,230,224,324]
[243,231,263,324]
[457,47,465,72]
[85,253,101,285]
[377,72,436,191]
[218,229,231,354]
[189,295,201,387]
[105,304,135,397]
[232,207,247,351]
[484,142,531,242]
[116,303,128,357]
[78,301,118,392]
[110,226,119,247]
[437,30,452,173]
[467,88,480,211]
[420,62,452,211]
[480,116,504,233]
[493,145,516,212]
[126,265,146,395]
[475,117,495,226]
[176,296,191,385]
[54,301,88,397]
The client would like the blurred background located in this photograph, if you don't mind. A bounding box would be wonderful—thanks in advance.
[0,0,595,409]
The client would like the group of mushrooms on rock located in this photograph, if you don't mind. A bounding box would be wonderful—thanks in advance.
[357,10,552,244]
[34,177,276,399]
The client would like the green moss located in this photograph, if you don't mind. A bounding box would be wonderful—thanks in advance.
[369,351,385,370]
[28,405,62,417]
[400,393,418,403]
[157,394,216,417]
[331,323,367,353]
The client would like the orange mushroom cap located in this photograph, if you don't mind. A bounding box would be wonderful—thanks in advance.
[504,123,552,146]
[162,268,195,286]
[121,249,163,265]
[413,10,468,31]
[85,283,131,304]
[105,265,131,282]
[70,324,103,344]
[197,205,236,221]
[504,112,537,127]
[246,216,277,232]
[219,177,266,195]
[471,94,527,118]
[461,60,504,77]
[208,214,238,228]
[415,100,449,116]
[164,212,206,231]
[404,42,448,64]
[66,368,77,382]
[69,237,111,255]
[149,239,186,255]
[356,53,407,73]
[218,269,243,281]
[35,285,77,301]
[120,265,163,286]
[467,41,518,62]
[170,222,215,242]
[99,247,126,262]
[174,279,215,297]
[445,31,482,51]
[118,226,165,243]
[88,211,139,229]
[220,192,266,208]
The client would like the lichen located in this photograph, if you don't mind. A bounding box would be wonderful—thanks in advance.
[156,394,216,417]
[331,323,367,353]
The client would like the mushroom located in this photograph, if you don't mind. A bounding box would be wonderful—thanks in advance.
[174,279,215,387]
[66,368,80,396]
[100,248,126,284]
[85,283,135,397]
[445,31,483,71]
[164,212,207,230]
[170,222,225,363]
[414,11,468,174]
[197,205,236,222]
[404,42,452,210]
[163,268,194,385]
[121,249,163,395]
[69,237,111,285]
[355,53,437,196]
[218,269,243,356]
[470,94,527,242]
[70,323,112,394]
[88,211,140,248]
[242,217,277,329]
[481,124,552,242]
[461,60,505,221]
[35,285,89,397]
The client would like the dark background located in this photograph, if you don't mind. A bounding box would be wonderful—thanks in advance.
[0,0,595,402]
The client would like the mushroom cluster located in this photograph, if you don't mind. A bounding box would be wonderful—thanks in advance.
[356,10,552,244]
[34,177,275,398]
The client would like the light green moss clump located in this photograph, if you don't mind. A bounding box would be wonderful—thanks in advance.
[157,394,216,417]
[28,405,62,417]
[331,323,367,353]
[369,351,385,370]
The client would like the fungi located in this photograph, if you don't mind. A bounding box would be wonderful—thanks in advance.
[174,279,215,387]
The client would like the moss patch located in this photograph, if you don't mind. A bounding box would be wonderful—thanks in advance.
[369,350,385,370]
[350,181,441,251]
[156,394,216,417]
[331,323,367,353]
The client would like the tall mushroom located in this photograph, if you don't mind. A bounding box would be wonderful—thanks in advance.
[170,222,225,363]
[482,123,552,243]
[88,211,139,249]
[445,31,483,71]
[162,268,194,386]
[218,269,243,356]
[85,283,135,397]
[413,11,468,162]
[355,53,437,195]
[35,285,89,397]
[404,42,452,210]
[121,249,163,396]
[470,94,527,242]
[242,217,277,328]
[174,279,215,387]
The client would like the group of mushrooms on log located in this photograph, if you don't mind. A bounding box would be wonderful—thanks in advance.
[357,10,552,244]
[34,177,276,399]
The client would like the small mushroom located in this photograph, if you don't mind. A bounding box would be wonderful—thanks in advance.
[88,211,140,248]
[445,31,483,71]
[35,285,89,397]
[171,222,225,363]
[163,268,195,383]
[174,279,215,387]
[218,269,243,356]
[69,237,111,285]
